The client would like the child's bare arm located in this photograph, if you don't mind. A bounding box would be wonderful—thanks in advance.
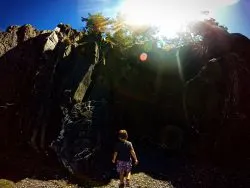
[130,149,138,165]
[112,152,118,163]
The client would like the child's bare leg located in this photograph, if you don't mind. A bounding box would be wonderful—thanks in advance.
[125,171,131,186]
[119,171,125,184]
[126,171,131,180]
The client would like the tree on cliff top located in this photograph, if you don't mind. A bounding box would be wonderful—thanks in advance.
[81,13,229,53]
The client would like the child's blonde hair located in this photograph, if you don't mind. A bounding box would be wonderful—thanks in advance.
[118,129,128,140]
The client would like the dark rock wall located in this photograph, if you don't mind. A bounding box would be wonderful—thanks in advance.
[0,25,46,147]
[0,24,250,176]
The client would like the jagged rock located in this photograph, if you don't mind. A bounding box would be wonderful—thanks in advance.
[43,31,59,52]
[0,25,39,57]
[56,24,84,43]
[6,25,20,32]
[17,24,39,42]
[51,100,109,175]
[40,30,52,34]
[53,41,99,103]
[0,26,19,57]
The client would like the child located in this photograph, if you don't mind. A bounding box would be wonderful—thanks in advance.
[112,130,139,187]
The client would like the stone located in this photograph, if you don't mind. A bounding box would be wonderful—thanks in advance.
[43,31,58,52]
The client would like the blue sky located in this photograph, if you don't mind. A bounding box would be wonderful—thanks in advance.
[1,0,250,37]
[213,0,250,36]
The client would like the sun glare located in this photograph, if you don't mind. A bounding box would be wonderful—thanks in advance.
[119,0,239,38]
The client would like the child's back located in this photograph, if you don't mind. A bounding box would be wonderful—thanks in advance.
[115,140,133,162]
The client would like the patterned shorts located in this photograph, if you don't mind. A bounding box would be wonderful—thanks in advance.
[116,160,132,173]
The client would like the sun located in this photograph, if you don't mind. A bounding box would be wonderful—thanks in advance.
[119,0,215,38]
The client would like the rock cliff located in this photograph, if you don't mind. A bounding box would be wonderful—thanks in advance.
[0,24,250,177]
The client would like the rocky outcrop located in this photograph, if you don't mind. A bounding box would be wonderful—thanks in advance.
[0,25,39,57]
[0,24,111,177]
[0,24,98,148]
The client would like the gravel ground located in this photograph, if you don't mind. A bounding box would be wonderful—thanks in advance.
[95,173,174,188]
[1,144,250,188]
[2,173,173,188]
[16,179,78,188]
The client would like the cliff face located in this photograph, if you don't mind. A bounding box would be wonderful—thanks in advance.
[0,24,112,176]
[0,24,47,147]
[0,24,250,176]
[0,24,96,145]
